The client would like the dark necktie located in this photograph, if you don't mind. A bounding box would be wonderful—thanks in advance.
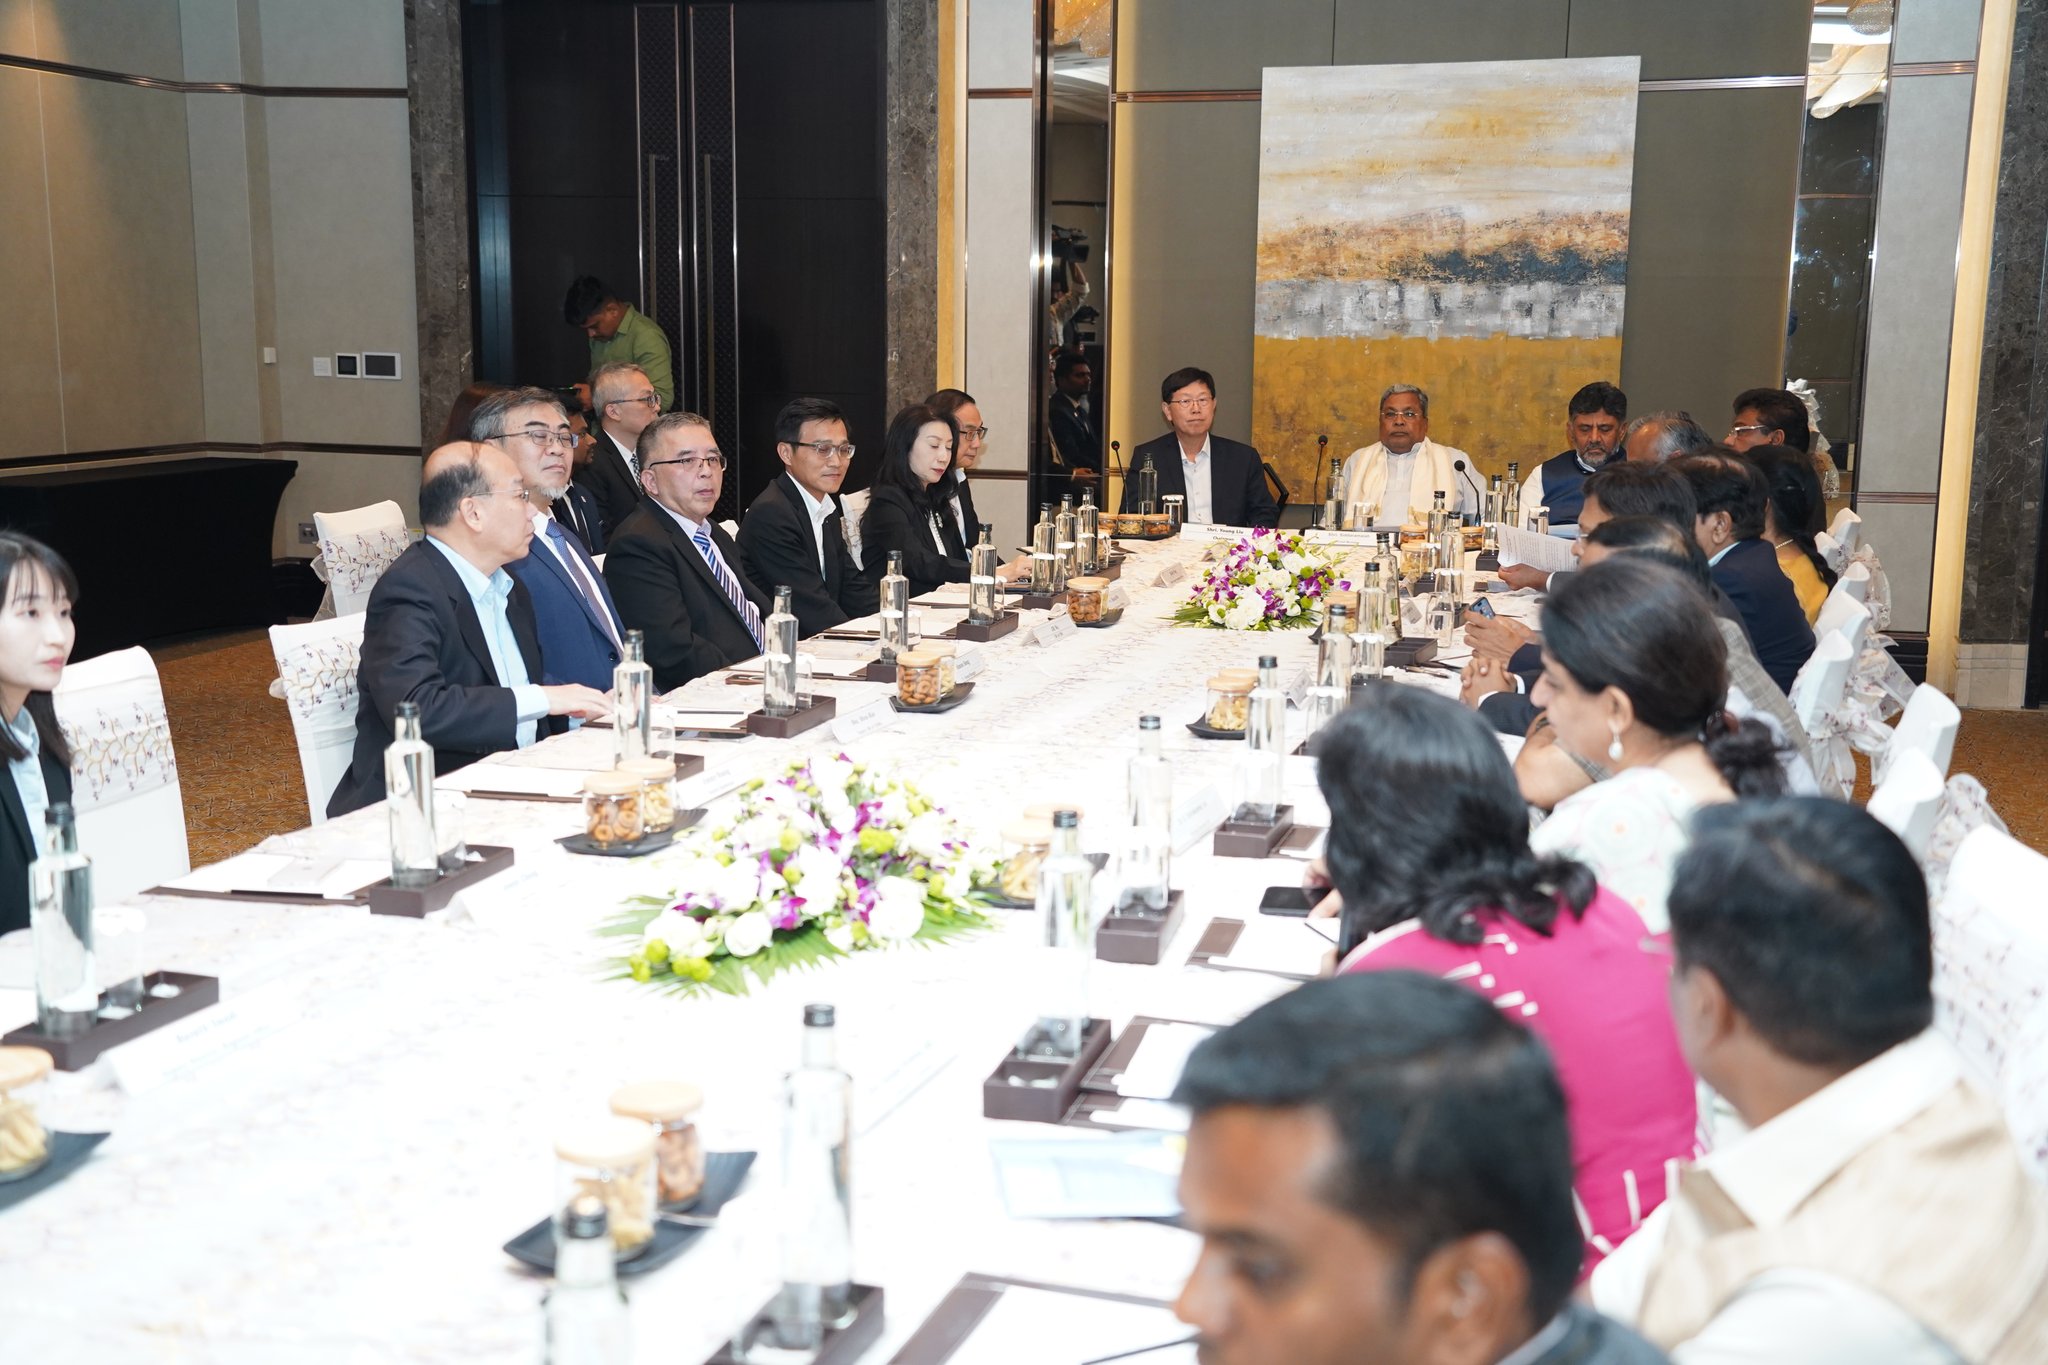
[543,519,622,652]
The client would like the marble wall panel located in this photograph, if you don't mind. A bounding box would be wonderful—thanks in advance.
[887,0,940,409]
[405,0,470,452]
[1861,73,1976,497]
[39,77,204,451]
[967,0,1030,89]
[1857,500,1939,632]
[0,67,65,460]
[1896,0,1989,64]
[965,97,1034,472]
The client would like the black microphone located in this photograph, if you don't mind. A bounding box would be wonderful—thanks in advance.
[1317,433,1330,496]
[1109,439,1124,476]
[1453,458,1484,518]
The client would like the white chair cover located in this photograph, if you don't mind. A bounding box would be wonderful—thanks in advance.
[1815,529,1848,575]
[841,488,873,570]
[314,500,410,618]
[50,646,190,900]
[1828,507,1863,557]
[1868,748,1946,861]
[1813,590,1872,650]
[1791,632,1876,798]
[1886,683,1962,784]
[1932,826,2048,1178]
[268,616,366,824]
[1832,560,1871,607]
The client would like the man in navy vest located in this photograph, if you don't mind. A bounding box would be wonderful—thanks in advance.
[1517,381,1627,534]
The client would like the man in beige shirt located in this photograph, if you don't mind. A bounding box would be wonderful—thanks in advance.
[1592,797,2048,1363]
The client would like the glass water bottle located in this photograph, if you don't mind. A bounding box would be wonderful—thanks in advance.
[31,803,95,1037]
[1305,603,1353,738]
[1021,811,1095,1060]
[1076,489,1101,571]
[1239,656,1285,825]
[1503,462,1522,531]
[1483,475,1504,554]
[1028,506,1057,593]
[1428,490,1449,537]
[770,1003,855,1350]
[763,586,800,716]
[968,523,1000,625]
[386,700,439,889]
[879,551,910,663]
[1323,456,1344,530]
[544,1195,630,1365]
[1133,454,1159,514]
[612,629,652,764]
[1118,717,1172,913]
[1055,496,1078,583]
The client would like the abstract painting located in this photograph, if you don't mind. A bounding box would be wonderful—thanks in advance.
[1251,57,1641,494]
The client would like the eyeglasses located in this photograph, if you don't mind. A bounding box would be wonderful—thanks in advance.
[1168,395,1215,410]
[495,425,577,450]
[792,441,857,461]
[472,484,532,503]
[1727,424,1771,440]
[1381,408,1422,421]
[646,452,727,474]
[608,392,662,411]
[956,425,989,441]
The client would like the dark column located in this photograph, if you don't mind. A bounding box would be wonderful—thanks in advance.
[884,0,940,408]
[405,0,474,450]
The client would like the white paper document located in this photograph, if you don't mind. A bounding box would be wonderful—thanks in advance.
[436,764,591,800]
[166,852,389,901]
[1087,1098,1191,1134]
[1496,524,1578,575]
[1203,915,1333,979]
[942,1285,1195,1365]
[988,1132,1183,1221]
[1114,1022,1216,1101]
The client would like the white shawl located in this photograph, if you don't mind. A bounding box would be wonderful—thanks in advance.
[1338,438,1466,522]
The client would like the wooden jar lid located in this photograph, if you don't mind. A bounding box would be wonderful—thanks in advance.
[609,1080,704,1124]
[555,1115,657,1168]
[0,1045,53,1092]
[617,757,676,782]
[583,770,641,795]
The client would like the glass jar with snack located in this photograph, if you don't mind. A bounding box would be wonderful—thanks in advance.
[0,1046,53,1182]
[999,820,1054,902]
[554,1118,659,1257]
[1204,674,1255,732]
[1066,576,1110,624]
[616,756,677,834]
[582,771,644,848]
[896,649,945,707]
[608,1080,706,1207]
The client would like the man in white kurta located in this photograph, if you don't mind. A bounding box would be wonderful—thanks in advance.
[1337,384,1473,524]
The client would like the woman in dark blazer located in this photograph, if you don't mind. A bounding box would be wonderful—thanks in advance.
[860,404,976,597]
[926,388,986,550]
[0,534,78,937]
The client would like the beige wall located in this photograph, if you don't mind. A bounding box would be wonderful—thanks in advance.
[0,0,423,556]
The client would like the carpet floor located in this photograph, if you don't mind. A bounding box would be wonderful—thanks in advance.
[148,631,2048,867]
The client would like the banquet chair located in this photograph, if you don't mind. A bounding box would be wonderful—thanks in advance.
[268,615,367,824]
[1832,560,1872,608]
[50,646,190,901]
[1812,593,1872,660]
[1789,631,1856,740]
[1815,529,1847,575]
[1931,826,2048,1178]
[1827,507,1863,558]
[1867,748,1946,861]
[1888,683,1961,781]
[314,500,410,617]
[841,488,873,570]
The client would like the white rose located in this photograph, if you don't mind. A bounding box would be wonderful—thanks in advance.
[789,844,847,910]
[711,858,764,911]
[722,910,773,958]
[825,922,855,952]
[647,914,707,959]
[873,790,910,829]
[868,876,927,941]
[902,812,954,862]
[1224,597,1266,631]
[1281,552,1306,574]
[942,860,974,901]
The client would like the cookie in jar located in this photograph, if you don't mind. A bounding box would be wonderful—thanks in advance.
[609,1080,707,1206]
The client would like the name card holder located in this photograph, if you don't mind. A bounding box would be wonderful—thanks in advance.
[1385,637,1439,669]
[366,844,518,917]
[1015,591,1062,611]
[705,1284,886,1365]
[1211,805,1326,860]
[1153,562,1189,588]
[1105,583,1132,611]
[947,611,1019,642]
[3,971,221,1071]
[982,1017,1116,1124]
[1029,611,1080,648]
[1095,891,1186,966]
[744,694,838,739]
[862,659,899,682]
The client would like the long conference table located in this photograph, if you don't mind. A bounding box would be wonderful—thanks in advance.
[0,530,1540,1363]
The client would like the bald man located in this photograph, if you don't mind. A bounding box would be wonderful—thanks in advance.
[327,442,609,816]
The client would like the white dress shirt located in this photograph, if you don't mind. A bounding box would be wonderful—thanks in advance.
[1179,435,1214,524]
[788,478,835,575]
[1592,1030,1967,1364]
[424,535,546,747]
[947,468,973,546]
[6,704,49,855]
[609,431,639,478]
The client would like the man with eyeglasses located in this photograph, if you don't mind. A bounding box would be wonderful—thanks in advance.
[563,276,675,410]
[470,387,629,691]
[603,412,773,690]
[327,442,611,816]
[581,361,665,540]
[1336,383,1472,524]
[737,397,876,637]
[1119,366,1279,527]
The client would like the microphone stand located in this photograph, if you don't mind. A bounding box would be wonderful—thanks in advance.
[1453,459,1485,523]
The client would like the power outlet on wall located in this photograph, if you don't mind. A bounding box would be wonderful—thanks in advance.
[298,522,318,545]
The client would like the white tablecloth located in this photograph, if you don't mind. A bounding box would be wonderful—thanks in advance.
[0,535,1510,1363]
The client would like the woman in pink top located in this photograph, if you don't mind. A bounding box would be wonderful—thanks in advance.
[1316,686,1700,1275]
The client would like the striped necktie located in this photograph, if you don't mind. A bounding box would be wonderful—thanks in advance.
[692,526,765,649]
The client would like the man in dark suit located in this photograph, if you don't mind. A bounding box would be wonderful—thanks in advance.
[577,361,662,541]
[1673,451,1815,694]
[737,397,874,637]
[1047,351,1099,473]
[472,387,629,691]
[1172,974,1670,1365]
[604,412,772,691]
[328,444,610,817]
[1118,366,1279,527]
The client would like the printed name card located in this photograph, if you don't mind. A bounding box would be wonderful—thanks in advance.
[1106,583,1132,611]
[952,646,988,683]
[831,697,897,744]
[1172,783,1229,853]
[1285,668,1311,709]
[1030,609,1080,648]
[104,991,306,1095]
[1153,562,1188,588]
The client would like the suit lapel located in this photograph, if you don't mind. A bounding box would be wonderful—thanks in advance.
[421,543,504,685]
[529,526,616,641]
[661,507,752,631]
[0,749,32,867]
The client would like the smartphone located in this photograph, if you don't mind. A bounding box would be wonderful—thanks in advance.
[1467,596,1497,620]
[1259,885,1318,917]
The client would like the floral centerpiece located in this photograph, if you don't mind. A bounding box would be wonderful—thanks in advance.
[1170,528,1346,631]
[602,755,1000,998]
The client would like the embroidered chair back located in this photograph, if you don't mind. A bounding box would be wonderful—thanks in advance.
[268,615,366,824]
[51,645,189,900]
[314,500,410,617]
